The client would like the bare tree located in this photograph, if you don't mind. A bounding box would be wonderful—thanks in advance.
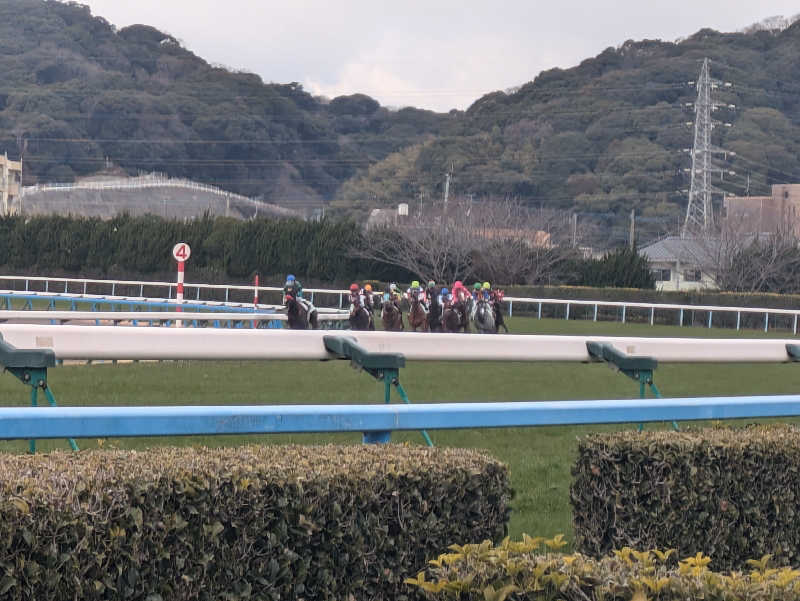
[356,197,578,285]
[691,215,800,293]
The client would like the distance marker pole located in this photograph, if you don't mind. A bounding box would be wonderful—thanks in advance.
[172,242,191,329]
[176,260,185,328]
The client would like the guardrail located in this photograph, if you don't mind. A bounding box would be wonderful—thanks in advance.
[0,326,796,362]
[2,396,799,440]
[1,274,798,332]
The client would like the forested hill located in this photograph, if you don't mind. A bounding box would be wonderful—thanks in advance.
[336,21,800,227]
[3,1,800,226]
[0,0,449,209]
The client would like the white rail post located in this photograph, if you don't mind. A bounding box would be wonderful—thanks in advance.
[593,304,598,321]
[707,311,713,329]
[537,302,542,319]
[794,314,798,335]
[565,303,570,321]
[679,308,684,327]
[650,307,654,326]
[764,312,769,333]
[621,305,626,323]
[508,300,513,317]
[736,312,741,330]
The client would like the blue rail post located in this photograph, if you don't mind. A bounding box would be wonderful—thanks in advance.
[323,336,433,446]
[586,341,678,432]
[0,334,78,452]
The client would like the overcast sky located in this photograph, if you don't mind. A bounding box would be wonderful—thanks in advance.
[80,1,799,112]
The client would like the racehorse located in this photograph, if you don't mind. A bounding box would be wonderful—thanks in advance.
[285,295,319,330]
[380,296,404,331]
[427,292,443,332]
[408,296,429,332]
[472,299,496,334]
[492,291,509,333]
[441,304,462,333]
[349,304,373,331]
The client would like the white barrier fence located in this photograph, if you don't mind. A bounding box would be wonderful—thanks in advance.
[0,325,796,363]
[1,275,797,333]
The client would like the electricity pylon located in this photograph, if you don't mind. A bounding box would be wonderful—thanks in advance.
[682,58,734,237]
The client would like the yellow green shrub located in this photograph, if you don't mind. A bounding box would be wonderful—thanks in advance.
[407,536,800,600]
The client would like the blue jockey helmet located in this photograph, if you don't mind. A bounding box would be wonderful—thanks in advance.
[441,287,449,295]
[287,274,295,281]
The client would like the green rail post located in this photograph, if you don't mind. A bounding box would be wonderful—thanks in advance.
[323,336,433,446]
[586,341,678,432]
[0,334,78,453]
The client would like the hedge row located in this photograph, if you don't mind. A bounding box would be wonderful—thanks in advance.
[0,444,511,600]
[571,425,800,571]
[0,214,413,283]
[408,536,800,600]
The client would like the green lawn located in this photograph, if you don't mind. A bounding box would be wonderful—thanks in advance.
[1,315,799,545]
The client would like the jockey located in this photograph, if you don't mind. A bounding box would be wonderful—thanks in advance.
[451,280,470,304]
[472,282,482,301]
[283,274,303,299]
[406,280,428,312]
[387,282,403,305]
[437,286,452,308]
[284,274,315,313]
[348,283,366,313]
[363,283,375,312]
[481,281,492,302]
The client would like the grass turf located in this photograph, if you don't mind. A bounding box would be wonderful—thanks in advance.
[0,315,799,544]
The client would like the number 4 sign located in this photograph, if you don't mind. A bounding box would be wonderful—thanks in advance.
[172,242,191,263]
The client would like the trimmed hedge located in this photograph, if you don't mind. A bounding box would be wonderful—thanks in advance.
[0,444,511,600]
[407,536,800,600]
[571,425,800,571]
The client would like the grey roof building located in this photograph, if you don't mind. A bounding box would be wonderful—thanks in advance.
[640,236,719,291]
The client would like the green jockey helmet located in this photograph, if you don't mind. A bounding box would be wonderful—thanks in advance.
[411,280,420,288]
[473,282,482,290]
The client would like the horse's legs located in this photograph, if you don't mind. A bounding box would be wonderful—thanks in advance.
[310,311,319,330]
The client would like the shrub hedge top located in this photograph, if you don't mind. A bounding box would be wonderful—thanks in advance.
[0,444,501,507]
[580,423,800,454]
[408,536,800,601]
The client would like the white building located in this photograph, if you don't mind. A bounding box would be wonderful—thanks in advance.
[640,236,718,291]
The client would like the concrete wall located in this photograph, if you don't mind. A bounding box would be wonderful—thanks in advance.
[13,186,297,220]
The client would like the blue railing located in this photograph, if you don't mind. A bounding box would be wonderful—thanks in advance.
[2,396,799,441]
[0,292,284,328]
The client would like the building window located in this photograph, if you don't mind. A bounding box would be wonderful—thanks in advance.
[652,269,671,282]
[683,269,702,282]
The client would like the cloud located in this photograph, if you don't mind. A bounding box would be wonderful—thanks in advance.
[80,0,800,112]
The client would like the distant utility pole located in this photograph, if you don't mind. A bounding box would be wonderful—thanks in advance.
[443,163,453,207]
[629,209,635,249]
[571,213,578,247]
[682,58,736,238]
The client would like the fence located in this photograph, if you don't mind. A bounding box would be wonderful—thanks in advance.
[2,396,800,441]
[2,274,800,332]
[0,326,796,362]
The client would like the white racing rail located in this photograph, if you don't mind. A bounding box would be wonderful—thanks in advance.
[0,325,796,363]
[0,311,349,323]
[1,274,796,332]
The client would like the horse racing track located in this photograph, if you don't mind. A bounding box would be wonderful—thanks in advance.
[1,314,799,545]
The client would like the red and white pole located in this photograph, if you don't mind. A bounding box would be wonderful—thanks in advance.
[176,260,185,328]
[252,273,259,329]
[172,242,191,329]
